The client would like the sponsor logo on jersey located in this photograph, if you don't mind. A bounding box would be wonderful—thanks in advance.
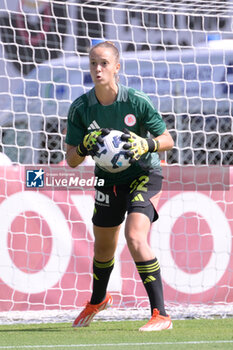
[124,114,136,126]
[95,190,110,205]
[88,120,100,130]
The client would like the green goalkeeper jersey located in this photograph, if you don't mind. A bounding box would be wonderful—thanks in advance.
[65,84,166,186]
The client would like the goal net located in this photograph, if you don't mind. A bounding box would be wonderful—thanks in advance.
[0,0,232,323]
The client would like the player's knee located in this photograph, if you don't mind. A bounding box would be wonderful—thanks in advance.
[94,248,115,261]
[94,242,116,260]
[125,230,146,251]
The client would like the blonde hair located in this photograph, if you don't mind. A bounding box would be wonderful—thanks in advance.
[89,41,120,63]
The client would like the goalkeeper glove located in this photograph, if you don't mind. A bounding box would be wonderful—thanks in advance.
[121,128,159,163]
[76,128,110,157]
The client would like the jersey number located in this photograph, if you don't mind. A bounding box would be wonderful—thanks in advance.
[129,175,149,194]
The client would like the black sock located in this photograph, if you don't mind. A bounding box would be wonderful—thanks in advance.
[90,257,114,305]
[136,258,167,316]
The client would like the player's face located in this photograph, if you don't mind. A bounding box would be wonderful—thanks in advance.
[89,47,120,86]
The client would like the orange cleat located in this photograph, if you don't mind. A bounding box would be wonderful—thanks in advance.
[139,308,173,332]
[72,293,113,328]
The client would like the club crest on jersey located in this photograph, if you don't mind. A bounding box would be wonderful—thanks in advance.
[124,114,136,126]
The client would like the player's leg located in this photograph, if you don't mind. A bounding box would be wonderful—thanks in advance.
[125,211,172,331]
[72,224,121,328]
[125,211,167,314]
[90,224,121,304]
[125,211,153,261]
[90,186,127,305]
[125,172,172,331]
[73,185,126,328]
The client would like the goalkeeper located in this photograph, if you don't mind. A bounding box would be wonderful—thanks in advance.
[65,41,174,331]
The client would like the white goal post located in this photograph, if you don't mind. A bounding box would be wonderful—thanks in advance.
[0,0,233,323]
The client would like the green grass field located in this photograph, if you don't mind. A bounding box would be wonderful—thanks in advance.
[0,318,233,350]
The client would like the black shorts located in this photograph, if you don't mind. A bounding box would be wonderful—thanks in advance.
[92,170,163,227]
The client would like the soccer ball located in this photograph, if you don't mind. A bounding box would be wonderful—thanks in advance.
[93,130,131,173]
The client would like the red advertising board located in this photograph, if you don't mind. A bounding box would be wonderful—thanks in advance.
[0,165,232,312]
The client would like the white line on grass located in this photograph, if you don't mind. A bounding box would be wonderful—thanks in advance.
[0,340,233,349]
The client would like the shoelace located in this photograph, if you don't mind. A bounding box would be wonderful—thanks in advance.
[83,302,99,313]
[146,309,162,324]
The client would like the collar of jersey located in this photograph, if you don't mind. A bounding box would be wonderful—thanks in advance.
[89,84,127,106]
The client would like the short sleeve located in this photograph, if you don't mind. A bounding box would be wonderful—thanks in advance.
[142,102,166,137]
[65,100,86,146]
[132,90,166,136]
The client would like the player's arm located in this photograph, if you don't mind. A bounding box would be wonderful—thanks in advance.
[66,144,85,168]
[66,129,111,168]
[65,131,102,168]
[122,92,174,162]
[153,129,174,152]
